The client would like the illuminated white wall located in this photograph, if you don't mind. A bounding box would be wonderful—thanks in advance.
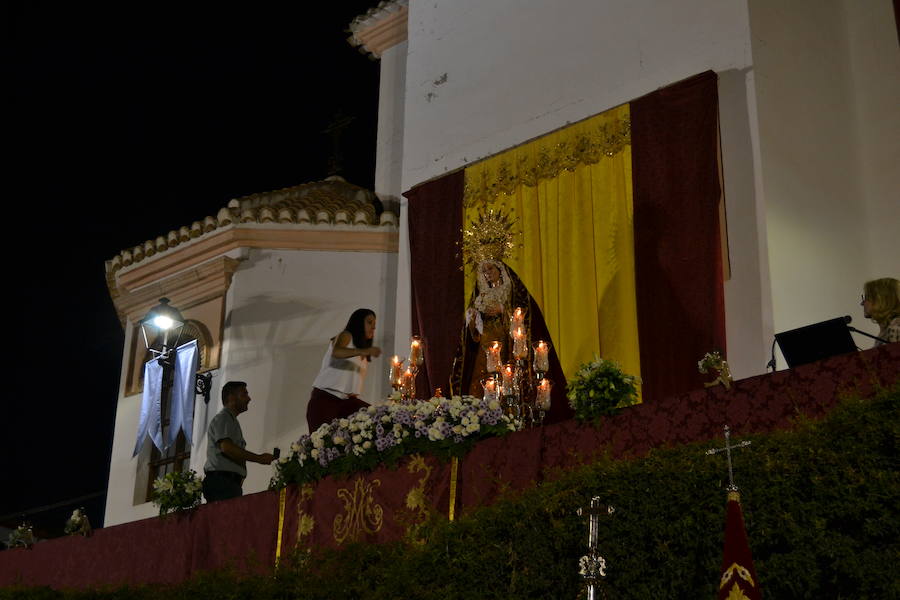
[748,0,899,352]
[105,247,398,526]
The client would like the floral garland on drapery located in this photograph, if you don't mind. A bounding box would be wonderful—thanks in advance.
[271,395,521,489]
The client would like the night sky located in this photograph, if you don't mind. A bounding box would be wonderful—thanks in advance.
[5,3,380,534]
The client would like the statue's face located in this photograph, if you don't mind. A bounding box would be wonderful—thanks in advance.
[481,262,501,284]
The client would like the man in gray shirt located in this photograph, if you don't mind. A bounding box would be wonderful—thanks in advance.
[202,381,274,503]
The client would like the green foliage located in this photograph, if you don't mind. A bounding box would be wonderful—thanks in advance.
[4,387,897,599]
[567,355,640,423]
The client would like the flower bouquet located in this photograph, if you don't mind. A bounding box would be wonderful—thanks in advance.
[698,350,732,389]
[271,395,521,489]
[5,523,34,549]
[64,508,92,536]
[151,469,203,516]
[567,355,639,423]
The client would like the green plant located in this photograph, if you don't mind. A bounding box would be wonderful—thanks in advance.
[567,355,640,422]
[151,470,203,516]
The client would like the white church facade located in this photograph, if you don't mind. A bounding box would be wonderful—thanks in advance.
[103,0,898,526]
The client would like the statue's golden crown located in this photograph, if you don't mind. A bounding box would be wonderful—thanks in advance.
[461,209,519,266]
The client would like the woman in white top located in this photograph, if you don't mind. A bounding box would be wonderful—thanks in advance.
[306,308,382,432]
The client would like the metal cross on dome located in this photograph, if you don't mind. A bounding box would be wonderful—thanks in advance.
[706,425,752,491]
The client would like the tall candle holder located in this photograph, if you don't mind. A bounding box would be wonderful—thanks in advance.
[501,362,521,419]
[481,376,499,403]
[485,340,503,375]
[532,340,550,378]
[407,336,426,401]
[534,378,552,425]
[512,326,528,360]
[389,355,404,395]
[509,306,525,338]
[409,336,424,370]
[400,366,416,402]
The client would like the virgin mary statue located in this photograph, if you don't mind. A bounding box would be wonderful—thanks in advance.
[449,211,572,423]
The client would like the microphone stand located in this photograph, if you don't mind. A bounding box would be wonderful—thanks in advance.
[847,326,889,345]
[766,338,778,372]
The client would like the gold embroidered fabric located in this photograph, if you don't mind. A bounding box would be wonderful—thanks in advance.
[295,484,316,547]
[404,454,432,518]
[333,477,384,544]
[464,112,631,209]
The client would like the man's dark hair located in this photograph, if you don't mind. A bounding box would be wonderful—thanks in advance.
[222,381,247,404]
[343,308,375,351]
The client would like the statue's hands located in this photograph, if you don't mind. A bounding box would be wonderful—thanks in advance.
[483,303,502,317]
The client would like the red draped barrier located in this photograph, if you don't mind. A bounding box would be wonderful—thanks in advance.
[0,488,279,589]
[2,345,896,589]
[280,344,897,547]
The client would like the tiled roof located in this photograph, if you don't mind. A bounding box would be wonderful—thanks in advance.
[106,176,397,276]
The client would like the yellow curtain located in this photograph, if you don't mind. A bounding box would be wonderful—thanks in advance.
[462,104,641,395]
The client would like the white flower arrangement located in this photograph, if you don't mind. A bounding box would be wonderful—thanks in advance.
[151,469,203,516]
[64,507,92,536]
[5,523,34,549]
[271,395,521,488]
[698,350,733,389]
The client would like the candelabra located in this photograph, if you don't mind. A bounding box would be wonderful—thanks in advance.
[482,308,554,427]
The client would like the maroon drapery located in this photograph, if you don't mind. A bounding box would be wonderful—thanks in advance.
[631,71,727,402]
[405,171,465,397]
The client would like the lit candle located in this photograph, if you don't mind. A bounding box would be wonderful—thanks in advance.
[512,326,527,359]
[533,341,549,373]
[410,336,424,367]
[502,362,515,390]
[401,367,415,397]
[390,355,403,385]
[486,341,502,373]
[536,378,552,410]
[509,306,525,336]
[482,377,497,401]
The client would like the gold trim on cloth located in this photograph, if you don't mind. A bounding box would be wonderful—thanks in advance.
[296,484,316,547]
[719,562,756,589]
[333,477,384,544]
[723,583,752,599]
[404,454,433,518]
[275,487,286,567]
[463,112,631,209]
[449,456,459,521]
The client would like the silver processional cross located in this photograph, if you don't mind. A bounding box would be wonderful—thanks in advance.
[577,497,615,600]
[705,425,751,491]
